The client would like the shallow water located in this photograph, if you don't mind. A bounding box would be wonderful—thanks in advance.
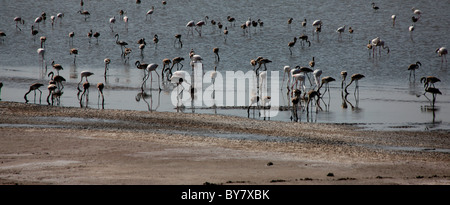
[1,0,450,131]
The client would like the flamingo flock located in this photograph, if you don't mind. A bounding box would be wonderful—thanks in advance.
[0,1,446,122]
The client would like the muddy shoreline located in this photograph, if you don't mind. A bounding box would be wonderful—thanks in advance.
[0,101,449,185]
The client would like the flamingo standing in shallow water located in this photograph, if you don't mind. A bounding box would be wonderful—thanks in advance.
[24,83,44,103]
[345,73,365,95]
[436,47,448,63]
[408,61,421,82]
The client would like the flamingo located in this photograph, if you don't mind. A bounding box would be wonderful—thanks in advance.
[174,34,183,48]
[47,84,58,105]
[186,20,195,35]
[87,30,93,44]
[391,15,396,27]
[123,16,129,30]
[162,58,172,80]
[436,47,448,62]
[255,57,272,73]
[412,7,422,16]
[34,16,43,29]
[299,66,314,86]
[344,73,365,95]
[306,90,321,113]
[282,66,291,89]
[336,25,345,39]
[318,76,336,96]
[420,76,440,89]
[50,15,55,28]
[93,32,100,44]
[78,10,90,21]
[309,57,315,68]
[313,69,322,89]
[213,47,220,62]
[408,61,421,81]
[223,27,228,42]
[0,82,2,100]
[37,48,45,63]
[79,81,90,105]
[298,34,311,47]
[227,16,236,27]
[109,16,116,32]
[14,17,25,31]
[195,20,205,36]
[115,33,128,54]
[211,66,218,85]
[24,83,44,103]
[171,57,185,71]
[144,63,160,91]
[78,71,94,92]
[288,37,297,55]
[31,25,39,42]
[146,6,155,20]
[287,18,293,29]
[48,71,66,90]
[69,31,75,46]
[409,24,415,39]
[153,34,159,49]
[104,58,111,77]
[57,13,64,23]
[423,87,441,109]
[340,71,347,89]
[51,61,64,75]
[97,82,104,108]
[70,48,78,64]
[291,89,302,122]
[291,73,306,93]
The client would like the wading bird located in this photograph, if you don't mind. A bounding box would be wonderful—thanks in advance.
[77,70,94,92]
[291,89,302,122]
[104,58,111,77]
[153,34,159,49]
[423,87,442,109]
[318,76,336,96]
[144,63,160,91]
[391,15,396,27]
[78,10,90,21]
[436,47,448,62]
[93,32,100,44]
[51,61,63,75]
[341,71,347,89]
[14,17,25,31]
[213,47,220,62]
[109,16,116,32]
[420,76,440,89]
[24,83,44,103]
[174,34,183,48]
[70,48,78,64]
[146,6,154,20]
[171,57,184,71]
[288,37,297,55]
[97,82,104,109]
[336,25,345,39]
[345,73,365,95]
[115,33,128,54]
[408,61,421,82]
[48,71,66,90]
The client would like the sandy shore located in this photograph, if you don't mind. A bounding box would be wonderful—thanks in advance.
[0,101,449,185]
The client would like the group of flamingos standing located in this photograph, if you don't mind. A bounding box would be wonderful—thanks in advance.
[0,1,447,119]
